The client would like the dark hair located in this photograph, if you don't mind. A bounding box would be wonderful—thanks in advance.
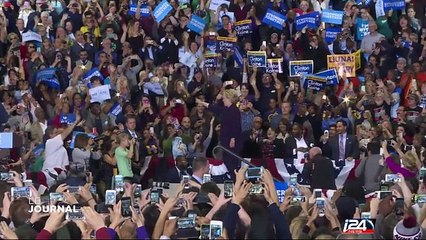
[143,205,161,237]
[367,142,380,154]
[192,157,208,172]
[74,133,89,149]
[9,198,31,228]
[200,182,221,197]
[336,119,347,127]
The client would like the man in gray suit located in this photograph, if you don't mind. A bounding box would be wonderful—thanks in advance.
[355,142,384,193]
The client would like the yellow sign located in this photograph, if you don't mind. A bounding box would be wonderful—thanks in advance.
[354,50,361,70]
[327,54,356,78]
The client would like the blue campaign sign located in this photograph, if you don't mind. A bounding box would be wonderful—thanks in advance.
[315,69,339,86]
[289,60,314,77]
[0,133,13,149]
[153,0,173,23]
[303,74,327,91]
[233,46,244,67]
[129,4,150,16]
[321,9,344,25]
[262,9,287,30]
[59,113,76,125]
[83,67,104,84]
[295,11,320,31]
[35,68,56,84]
[247,51,267,67]
[383,0,405,11]
[187,15,206,34]
[356,18,369,40]
[325,27,341,43]
[274,181,288,203]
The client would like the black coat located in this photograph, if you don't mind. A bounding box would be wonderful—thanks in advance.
[301,155,337,190]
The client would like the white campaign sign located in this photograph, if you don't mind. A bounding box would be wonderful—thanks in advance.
[89,85,111,103]
[209,0,229,11]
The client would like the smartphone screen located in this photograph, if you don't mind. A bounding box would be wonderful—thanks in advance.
[134,184,142,198]
[200,224,210,240]
[115,175,124,192]
[395,198,404,215]
[121,197,132,217]
[150,190,159,204]
[210,221,223,240]
[105,190,116,205]
[224,181,233,198]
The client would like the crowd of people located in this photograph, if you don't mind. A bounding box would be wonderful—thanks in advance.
[0,0,425,239]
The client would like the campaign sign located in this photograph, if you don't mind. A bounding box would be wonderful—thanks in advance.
[234,20,252,37]
[36,68,57,84]
[209,0,229,11]
[128,4,150,17]
[153,0,173,23]
[0,133,13,149]
[315,69,339,86]
[216,36,237,52]
[295,11,320,31]
[327,54,356,78]
[22,31,42,42]
[206,38,217,53]
[321,9,344,25]
[266,58,283,73]
[233,46,244,67]
[247,51,267,67]
[356,18,369,40]
[274,181,288,203]
[289,60,314,76]
[383,0,405,12]
[304,75,327,91]
[187,15,206,34]
[262,9,287,30]
[144,82,164,95]
[59,113,76,125]
[89,85,111,103]
[109,102,122,116]
[325,27,341,43]
[204,53,217,68]
[83,67,104,84]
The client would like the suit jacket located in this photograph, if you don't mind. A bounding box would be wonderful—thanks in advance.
[326,134,360,161]
[190,175,202,185]
[85,113,115,134]
[70,42,95,62]
[165,167,192,183]
[159,38,179,64]
[139,46,160,65]
[301,155,337,190]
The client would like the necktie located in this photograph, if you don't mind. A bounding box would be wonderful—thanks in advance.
[339,135,345,160]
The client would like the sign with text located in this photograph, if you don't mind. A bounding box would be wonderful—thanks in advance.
[234,20,252,37]
[262,9,286,30]
[354,49,361,70]
[89,85,111,103]
[356,18,369,40]
[209,0,229,11]
[153,0,173,23]
[383,0,405,12]
[233,46,244,67]
[128,4,150,17]
[266,58,283,73]
[315,69,339,86]
[204,53,217,68]
[325,27,341,43]
[247,51,267,67]
[83,67,104,85]
[304,75,327,91]
[289,60,314,77]
[216,36,237,52]
[295,11,320,31]
[22,31,42,42]
[327,54,356,78]
[321,9,344,25]
[187,15,206,34]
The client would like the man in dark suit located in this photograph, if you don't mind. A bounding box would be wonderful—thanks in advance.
[70,31,95,62]
[241,116,263,158]
[124,114,144,177]
[159,24,179,64]
[326,120,360,162]
[190,157,210,185]
[301,147,336,190]
[283,123,313,164]
[139,36,160,66]
[165,156,192,183]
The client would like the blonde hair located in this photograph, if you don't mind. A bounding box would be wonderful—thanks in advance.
[402,151,420,171]
[116,132,129,145]
[223,89,238,104]
[289,216,308,239]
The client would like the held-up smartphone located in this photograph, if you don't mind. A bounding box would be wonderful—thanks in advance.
[11,187,31,200]
[49,192,64,202]
[385,174,401,183]
[183,175,190,189]
[361,212,371,219]
[395,198,404,216]
[68,186,80,194]
[200,224,210,240]
[187,209,197,222]
[121,197,132,217]
[248,183,263,194]
[115,175,124,192]
[246,167,263,180]
[210,220,223,240]
[224,180,233,198]
[380,184,390,191]
[150,190,160,204]
[105,190,116,205]
[203,174,211,184]
[376,191,392,200]
[0,172,13,181]
[175,99,183,104]
[95,203,110,213]
[134,184,142,198]
[289,176,297,186]
[89,184,97,195]
[24,179,33,187]
[324,130,329,138]
[66,205,85,220]
[316,198,325,217]
[414,194,426,203]
[224,80,233,86]
[291,196,306,205]
[178,217,195,229]
[419,168,426,181]
[314,189,322,198]
[405,145,413,151]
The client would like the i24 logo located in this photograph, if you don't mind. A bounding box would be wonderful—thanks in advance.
[343,219,375,234]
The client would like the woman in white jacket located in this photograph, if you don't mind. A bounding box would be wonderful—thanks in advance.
[72,133,93,171]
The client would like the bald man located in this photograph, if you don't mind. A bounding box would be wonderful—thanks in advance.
[301,147,337,190]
